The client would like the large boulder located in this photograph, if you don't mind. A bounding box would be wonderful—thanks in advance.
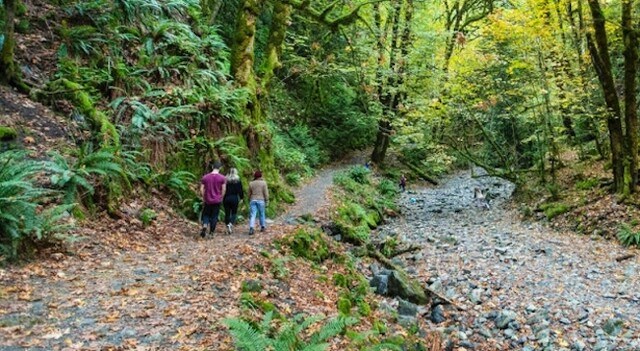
[386,270,429,305]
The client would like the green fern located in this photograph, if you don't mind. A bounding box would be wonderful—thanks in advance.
[225,312,356,351]
[47,146,123,204]
[0,151,73,260]
[618,224,640,247]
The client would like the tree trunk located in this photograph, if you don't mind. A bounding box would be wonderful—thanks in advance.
[0,0,27,92]
[260,0,291,89]
[372,1,402,164]
[586,0,625,192]
[622,0,638,193]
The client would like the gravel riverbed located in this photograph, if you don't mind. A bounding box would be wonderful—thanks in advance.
[374,170,640,351]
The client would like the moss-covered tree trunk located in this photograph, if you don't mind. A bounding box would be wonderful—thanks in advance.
[587,0,625,193]
[371,1,402,164]
[260,1,291,88]
[0,0,27,92]
[622,0,638,193]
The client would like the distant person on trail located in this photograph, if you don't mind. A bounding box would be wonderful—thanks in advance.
[223,168,244,235]
[248,170,269,235]
[399,174,407,192]
[200,161,226,238]
[365,161,372,170]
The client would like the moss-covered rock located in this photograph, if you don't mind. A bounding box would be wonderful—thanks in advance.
[0,126,17,141]
[387,270,429,305]
[282,227,331,263]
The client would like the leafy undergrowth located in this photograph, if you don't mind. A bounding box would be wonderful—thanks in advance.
[519,152,640,247]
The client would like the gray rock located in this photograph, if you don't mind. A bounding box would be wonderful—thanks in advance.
[397,299,418,317]
[430,304,446,324]
[370,274,389,295]
[594,340,609,351]
[560,317,572,325]
[386,270,429,304]
[478,328,492,339]
[603,318,624,336]
[469,288,483,304]
[495,247,508,254]
[495,310,518,329]
[572,340,586,351]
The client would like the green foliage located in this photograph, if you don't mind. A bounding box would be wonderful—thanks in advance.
[0,151,74,260]
[0,127,17,141]
[540,202,570,220]
[377,179,398,198]
[337,295,352,315]
[617,224,640,247]
[332,273,348,288]
[280,228,331,264]
[347,166,370,185]
[575,178,599,191]
[224,311,357,351]
[47,146,123,206]
[139,208,157,227]
[270,256,291,280]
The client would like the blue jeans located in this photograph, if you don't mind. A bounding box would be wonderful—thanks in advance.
[249,200,266,229]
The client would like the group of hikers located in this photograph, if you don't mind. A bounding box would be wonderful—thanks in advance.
[199,161,269,237]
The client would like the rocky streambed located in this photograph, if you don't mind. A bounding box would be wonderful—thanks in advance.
[370,170,640,351]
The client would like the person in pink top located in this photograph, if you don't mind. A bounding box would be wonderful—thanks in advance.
[200,161,226,238]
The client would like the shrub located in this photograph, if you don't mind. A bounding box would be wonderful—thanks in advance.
[48,146,123,205]
[0,151,73,260]
[139,208,157,226]
[617,224,640,247]
[377,179,398,198]
[347,165,370,185]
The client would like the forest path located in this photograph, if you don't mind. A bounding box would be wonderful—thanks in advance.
[376,169,640,350]
[0,156,361,351]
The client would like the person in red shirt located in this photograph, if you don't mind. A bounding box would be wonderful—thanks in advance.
[200,161,226,238]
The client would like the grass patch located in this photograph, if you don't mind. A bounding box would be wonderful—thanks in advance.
[540,202,570,220]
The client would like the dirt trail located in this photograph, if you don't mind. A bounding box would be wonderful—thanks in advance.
[0,159,357,350]
[375,170,640,351]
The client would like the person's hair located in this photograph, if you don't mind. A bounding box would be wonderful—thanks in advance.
[227,168,240,183]
[254,170,262,179]
[212,161,222,170]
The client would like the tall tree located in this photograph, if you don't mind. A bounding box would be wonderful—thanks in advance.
[442,0,495,71]
[586,0,630,194]
[371,0,415,164]
[621,0,638,192]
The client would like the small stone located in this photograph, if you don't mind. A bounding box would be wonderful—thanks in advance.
[495,310,517,329]
[603,318,623,336]
[478,328,492,339]
[572,340,586,351]
[495,247,508,254]
[525,304,537,313]
[430,304,446,324]
[469,288,483,304]
[560,318,572,325]
[397,299,418,317]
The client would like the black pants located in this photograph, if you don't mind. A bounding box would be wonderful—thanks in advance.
[202,203,221,232]
[224,196,240,225]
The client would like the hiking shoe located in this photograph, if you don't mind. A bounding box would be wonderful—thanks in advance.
[249,227,255,235]
[260,226,266,232]
[227,223,233,235]
[200,228,206,238]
